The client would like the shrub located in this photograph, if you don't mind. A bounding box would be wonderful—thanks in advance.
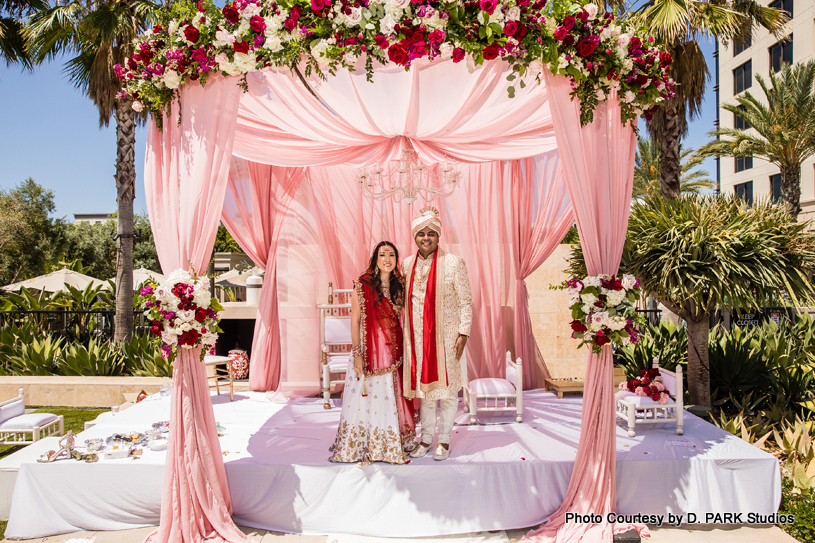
[121,334,173,378]
[780,478,815,542]
[60,338,125,376]
[614,320,687,379]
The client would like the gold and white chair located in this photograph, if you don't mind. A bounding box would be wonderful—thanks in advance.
[0,388,64,445]
[204,355,234,401]
[463,351,524,424]
[319,283,353,409]
[615,359,684,437]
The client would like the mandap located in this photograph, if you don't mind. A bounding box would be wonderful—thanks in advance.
[121,0,674,540]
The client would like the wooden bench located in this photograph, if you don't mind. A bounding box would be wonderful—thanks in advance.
[544,378,584,398]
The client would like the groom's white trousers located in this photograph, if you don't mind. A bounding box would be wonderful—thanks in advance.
[419,397,458,445]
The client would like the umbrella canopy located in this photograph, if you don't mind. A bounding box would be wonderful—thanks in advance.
[109,267,166,286]
[215,268,263,288]
[2,269,108,293]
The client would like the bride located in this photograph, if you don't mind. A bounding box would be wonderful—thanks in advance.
[329,241,417,464]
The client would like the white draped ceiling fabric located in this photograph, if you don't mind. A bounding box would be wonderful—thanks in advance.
[144,58,640,542]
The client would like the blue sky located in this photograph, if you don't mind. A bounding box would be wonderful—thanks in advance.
[0,40,717,220]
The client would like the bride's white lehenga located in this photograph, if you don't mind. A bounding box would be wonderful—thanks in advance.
[329,278,416,465]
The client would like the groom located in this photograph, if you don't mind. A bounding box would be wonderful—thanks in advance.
[403,207,472,461]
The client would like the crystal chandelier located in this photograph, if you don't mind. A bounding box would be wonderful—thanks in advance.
[355,149,462,204]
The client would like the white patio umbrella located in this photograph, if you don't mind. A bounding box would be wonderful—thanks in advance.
[109,267,166,286]
[214,267,263,288]
[2,269,108,293]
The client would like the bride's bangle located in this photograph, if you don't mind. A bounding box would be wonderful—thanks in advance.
[351,345,362,357]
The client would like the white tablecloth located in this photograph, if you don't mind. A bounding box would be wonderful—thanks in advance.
[5,391,781,539]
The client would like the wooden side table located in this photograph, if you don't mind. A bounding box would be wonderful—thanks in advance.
[544,378,585,399]
[204,355,234,401]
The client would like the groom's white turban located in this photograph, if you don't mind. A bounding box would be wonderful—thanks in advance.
[411,207,442,237]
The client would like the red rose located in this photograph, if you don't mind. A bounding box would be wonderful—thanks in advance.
[562,15,576,30]
[578,9,589,22]
[284,17,296,30]
[179,329,201,346]
[452,47,465,63]
[482,43,500,60]
[151,325,162,336]
[503,20,518,36]
[375,34,389,49]
[222,4,239,24]
[291,5,302,19]
[195,308,208,323]
[570,320,588,333]
[479,0,497,14]
[553,26,568,41]
[659,51,673,66]
[516,24,528,38]
[629,36,641,49]
[250,15,266,33]
[563,34,575,46]
[311,0,328,11]
[428,29,445,43]
[635,74,649,87]
[407,28,424,44]
[593,334,611,346]
[183,25,200,43]
[576,37,597,57]
[233,40,250,53]
[388,43,409,65]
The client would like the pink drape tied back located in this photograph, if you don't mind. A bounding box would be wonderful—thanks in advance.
[525,74,645,542]
[144,75,251,543]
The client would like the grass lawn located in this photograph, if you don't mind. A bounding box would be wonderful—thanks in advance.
[0,407,107,540]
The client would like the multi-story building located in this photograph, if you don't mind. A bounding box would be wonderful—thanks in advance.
[716,0,815,221]
[73,213,117,225]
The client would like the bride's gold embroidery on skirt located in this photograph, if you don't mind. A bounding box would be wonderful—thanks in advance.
[329,421,408,465]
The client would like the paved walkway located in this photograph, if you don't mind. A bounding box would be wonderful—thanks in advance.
[2,524,800,542]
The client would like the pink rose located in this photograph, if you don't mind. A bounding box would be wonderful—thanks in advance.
[250,15,266,33]
[504,20,518,36]
[479,0,497,14]
[374,34,389,49]
[553,26,568,41]
[452,47,465,63]
[428,29,445,43]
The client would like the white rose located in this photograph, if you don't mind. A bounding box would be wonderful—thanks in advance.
[507,6,521,20]
[347,6,363,25]
[264,35,283,52]
[622,274,637,290]
[132,101,144,112]
[582,304,593,315]
[233,52,257,72]
[215,29,235,46]
[161,331,177,345]
[596,89,606,101]
[311,39,331,65]
[584,3,598,20]
[583,276,602,288]
[592,311,609,329]
[237,19,251,34]
[617,34,630,48]
[623,91,635,103]
[168,21,178,35]
[345,50,359,64]
[528,60,543,78]
[623,58,634,73]
[439,42,454,58]
[581,293,598,305]
[177,310,195,322]
[241,2,261,19]
[163,70,182,89]
[600,26,612,41]
[214,52,229,64]
[388,0,410,10]
[380,13,397,34]
[488,10,504,24]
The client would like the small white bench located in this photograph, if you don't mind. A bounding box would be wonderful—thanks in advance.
[615,360,683,437]
[0,389,64,445]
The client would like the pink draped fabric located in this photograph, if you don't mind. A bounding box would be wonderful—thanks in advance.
[144,76,250,543]
[526,75,642,542]
[233,60,556,167]
[511,153,574,388]
[221,158,305,391]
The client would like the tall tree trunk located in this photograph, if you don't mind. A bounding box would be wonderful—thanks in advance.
[780,164,801,216]
[658,103,682,200]
[686,317,711,408]
[114,100,136,342]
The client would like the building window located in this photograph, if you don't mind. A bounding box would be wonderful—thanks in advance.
[769,0,793,18]
[733,61,752,94]
[734,35,752,56]
[769,35,793,73]
[770,174,783,203]
[736,156,753,172]
[735,181,754,205]
[735,106,750,130]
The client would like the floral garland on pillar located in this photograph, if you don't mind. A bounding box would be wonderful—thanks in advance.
[118,0,675,126]
[137,269,224,361]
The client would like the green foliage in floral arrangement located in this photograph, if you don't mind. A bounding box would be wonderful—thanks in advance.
[117,0,675,126]
[613,319,687,378]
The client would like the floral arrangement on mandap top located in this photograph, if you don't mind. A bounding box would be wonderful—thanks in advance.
[557,273,645,354]
[117,0,675,126]
[618,367,670,404]
[137,269,224,361]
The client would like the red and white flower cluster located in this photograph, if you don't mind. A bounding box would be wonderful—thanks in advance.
[117,0,675,127]
[137,269,223,361]
[619,368,670,404]
[559,273,645,354]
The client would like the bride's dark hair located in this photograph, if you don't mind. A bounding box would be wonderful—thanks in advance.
[361,241,404,306]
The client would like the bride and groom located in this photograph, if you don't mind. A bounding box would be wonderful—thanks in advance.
[329,207,473,464]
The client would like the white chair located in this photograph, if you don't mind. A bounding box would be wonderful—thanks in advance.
[0,389,64,445]
[319,283,354,409]
[464,351,523,424]
[615,359,684,437]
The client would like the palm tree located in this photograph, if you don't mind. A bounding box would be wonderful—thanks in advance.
[633,137,714,199]
[632,0,788,198]
[1,0,46,66]
[698,60,815,215]
[28,0,159,341]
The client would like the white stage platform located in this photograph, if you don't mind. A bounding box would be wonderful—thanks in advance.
[5,390,781,540]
